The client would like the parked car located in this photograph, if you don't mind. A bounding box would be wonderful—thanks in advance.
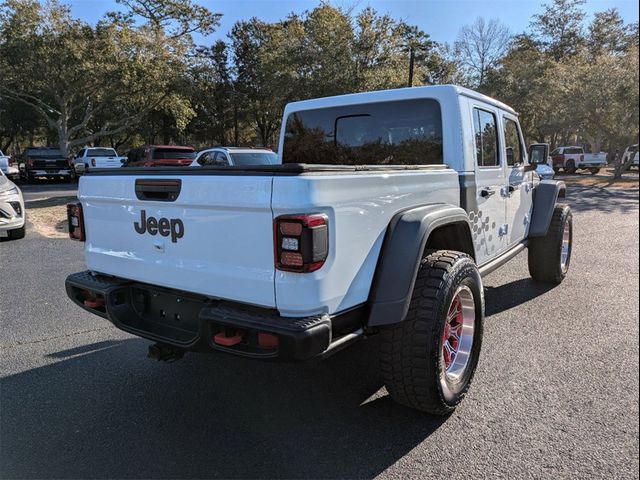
[551,146,607,174]
[0,150,19,181]
[529,143,555,180]
[65,85,572,415]
[0,169,26,240]
[124,145,196,167]
[621,144,639,170]
[191,147,278,167]
[72,147,127,175]
[19,147,73,182]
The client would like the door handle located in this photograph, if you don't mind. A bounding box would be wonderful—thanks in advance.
[480,187,495,198]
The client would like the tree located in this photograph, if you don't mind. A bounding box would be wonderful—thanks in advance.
[588,8,628,57]
[112,0,220,39]
[453,17,511,88]
[0,0,215,155]
[530,0,586,60]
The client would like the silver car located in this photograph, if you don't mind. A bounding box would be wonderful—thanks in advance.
[0,169,26,240]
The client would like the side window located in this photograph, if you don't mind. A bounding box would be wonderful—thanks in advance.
[76,149,85,159]
[213,152,229,165]
[198,152,212,165]
[473,108,499,167]
[551,148,560,156]
[503,117,524,166]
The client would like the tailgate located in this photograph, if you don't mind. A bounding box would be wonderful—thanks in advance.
[79,174,276,307]
[94,157,122,168]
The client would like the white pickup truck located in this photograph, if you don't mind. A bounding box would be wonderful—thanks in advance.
[65,86,572,414]
[72,147,126,175]
[551,146,607,174]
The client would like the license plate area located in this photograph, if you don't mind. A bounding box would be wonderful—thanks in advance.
[110,284,208,346]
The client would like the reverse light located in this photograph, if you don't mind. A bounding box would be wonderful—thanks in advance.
[275,214,328,273]
[67,201,86,241]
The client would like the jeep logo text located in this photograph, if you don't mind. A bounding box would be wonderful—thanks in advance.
[134,210,184,243]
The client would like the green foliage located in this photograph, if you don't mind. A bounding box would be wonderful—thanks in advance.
[0,0,637,169]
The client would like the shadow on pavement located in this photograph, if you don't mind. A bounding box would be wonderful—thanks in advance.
[565,186,638,214]
[45,340,125,359]
[484,278,555,317]
[1,337,447,479]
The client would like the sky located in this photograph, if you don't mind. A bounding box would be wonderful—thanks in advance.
[66,0,640,46]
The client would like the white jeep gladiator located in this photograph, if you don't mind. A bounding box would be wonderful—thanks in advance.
[65,86,572,414]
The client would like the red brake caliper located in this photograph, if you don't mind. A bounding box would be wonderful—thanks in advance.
[443,295,463,370]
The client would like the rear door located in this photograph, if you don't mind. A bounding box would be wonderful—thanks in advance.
[79,173,277,307]
[471,105,508,266]
[501,114,533,246]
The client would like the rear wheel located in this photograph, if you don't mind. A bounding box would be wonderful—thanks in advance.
[589,168,600,175]
[380,250,484,415]
[528,204,572,284]
[565,160,576,174]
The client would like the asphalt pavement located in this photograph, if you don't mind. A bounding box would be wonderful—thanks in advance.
[1,182,638,479]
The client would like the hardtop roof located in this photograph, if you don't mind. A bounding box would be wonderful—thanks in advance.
[283,85,517,116]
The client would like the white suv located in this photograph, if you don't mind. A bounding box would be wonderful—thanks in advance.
[191,147,278,167]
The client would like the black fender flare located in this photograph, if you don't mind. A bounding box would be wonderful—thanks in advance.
[529,180,567,237]
[367,204,473,327]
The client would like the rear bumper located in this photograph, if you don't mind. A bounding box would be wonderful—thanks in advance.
[65,271,360,360]
[578,162,606,168]
[26,169,72,177]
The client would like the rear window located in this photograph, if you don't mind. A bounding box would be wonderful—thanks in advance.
[26,148,63,158]
[87,148,117,157]
[152,148,196,160]
[230,152,278,166]
[282,99,443,165]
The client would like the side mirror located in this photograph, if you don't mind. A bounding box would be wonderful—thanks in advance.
[529,143,549,165]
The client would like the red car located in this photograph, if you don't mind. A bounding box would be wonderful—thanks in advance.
[125,145,196,167]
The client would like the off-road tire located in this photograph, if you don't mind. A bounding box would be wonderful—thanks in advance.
[528,204,572,284]
[589,168,600,175]
[380,250,484,415]
[565,160,576,174]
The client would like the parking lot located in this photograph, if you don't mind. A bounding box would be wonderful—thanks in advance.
[1,178,638,479]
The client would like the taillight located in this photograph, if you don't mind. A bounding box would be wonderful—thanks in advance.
[580,154,584,161]
[91,158,96,167]
[67,202,86,241]
[26,158,34,167]
[274,214,328,273]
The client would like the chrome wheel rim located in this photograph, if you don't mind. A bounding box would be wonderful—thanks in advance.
[442,286,475,382]
[560,221,571,271]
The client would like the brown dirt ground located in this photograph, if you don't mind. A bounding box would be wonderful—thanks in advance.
[26,196,76,239]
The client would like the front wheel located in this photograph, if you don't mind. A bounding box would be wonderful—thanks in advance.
[380,250,484,415]
[565,160,577,174]
[528,204,573,284]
